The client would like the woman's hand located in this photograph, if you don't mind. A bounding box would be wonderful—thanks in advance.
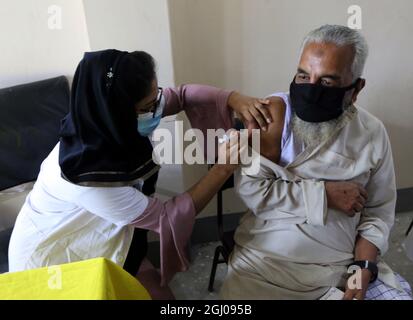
[216,130,247,173]
[187,130,248,214]
[228,92,272,131]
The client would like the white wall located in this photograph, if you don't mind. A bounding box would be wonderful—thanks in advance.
[83,0,175,88]
[0,0,90,88]
[0,0,175,89]
[355,0,413,190]
[0,0,90,230]
[168,0,413,189]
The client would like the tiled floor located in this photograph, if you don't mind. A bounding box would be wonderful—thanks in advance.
[383,211,413,285]
[169,211,413,300]
[169,241,226,300]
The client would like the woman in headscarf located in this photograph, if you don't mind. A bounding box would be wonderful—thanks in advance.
[8,50,272,285]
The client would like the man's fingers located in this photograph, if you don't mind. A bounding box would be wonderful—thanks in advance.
[357,196,366,206]
[342,290,355,300]
[353,202,364,213]
[347,210,356,217]
[354,291,364,300]
[343,289,362,300]
[357,186,368,200]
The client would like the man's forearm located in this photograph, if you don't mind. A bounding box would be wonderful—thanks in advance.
[344,235,378,300]
[354,235,378,261]
[237,165,327,226]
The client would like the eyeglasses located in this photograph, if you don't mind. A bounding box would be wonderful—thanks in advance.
[141,87,163,118]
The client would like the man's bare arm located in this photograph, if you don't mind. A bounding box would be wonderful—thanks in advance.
[355,235,378,262]
[255,96,285,163]
[343,236,378,300]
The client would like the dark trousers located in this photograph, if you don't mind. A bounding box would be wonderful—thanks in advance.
[123,228,149,277]
[123,172,158,276]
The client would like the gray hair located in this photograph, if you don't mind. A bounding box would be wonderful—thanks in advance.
[300,25,369,81]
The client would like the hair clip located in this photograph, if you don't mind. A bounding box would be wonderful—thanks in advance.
[107,68,114,79]
[106,67,114,88]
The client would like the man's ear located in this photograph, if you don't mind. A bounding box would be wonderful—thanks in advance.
[352,78,366,103]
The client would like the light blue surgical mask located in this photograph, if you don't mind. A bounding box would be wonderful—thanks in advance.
[137,112,162,137]
[137,94,164,137]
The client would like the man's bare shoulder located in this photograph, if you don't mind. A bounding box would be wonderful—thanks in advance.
[265,96,286,131]
[259,96,286,163]
[267,96,286,115]
[266,96,286,133]
[267,95,286,105]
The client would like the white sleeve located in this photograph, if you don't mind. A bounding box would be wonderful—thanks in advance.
[236,152,327,226]
[76,186,149,226]
[356,124,396,255]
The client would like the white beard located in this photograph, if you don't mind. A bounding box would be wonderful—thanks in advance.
[291,107,352,147]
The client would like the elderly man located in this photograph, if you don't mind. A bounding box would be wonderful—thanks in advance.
[221,25,412,300]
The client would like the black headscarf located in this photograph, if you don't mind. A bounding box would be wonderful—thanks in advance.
[59,49,159,187]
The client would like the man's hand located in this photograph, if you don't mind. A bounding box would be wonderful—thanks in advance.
[343,269,371,300]
[325,181,368,217]
[228,91,272,131]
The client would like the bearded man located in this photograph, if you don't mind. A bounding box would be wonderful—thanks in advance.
[221,25,412,300]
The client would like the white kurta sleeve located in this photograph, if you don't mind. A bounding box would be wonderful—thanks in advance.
[356,123,396,255]
[236,151,327,226]
[76,186,149,227]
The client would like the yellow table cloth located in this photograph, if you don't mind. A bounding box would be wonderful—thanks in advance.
[0,257,151,300]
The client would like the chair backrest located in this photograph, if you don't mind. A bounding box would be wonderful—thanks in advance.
[216,175,234,242]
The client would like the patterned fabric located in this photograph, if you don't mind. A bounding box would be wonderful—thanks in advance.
[365,274,412,300]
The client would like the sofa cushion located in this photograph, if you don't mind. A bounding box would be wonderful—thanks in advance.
[0,182,34,232]
[0,228,12,273]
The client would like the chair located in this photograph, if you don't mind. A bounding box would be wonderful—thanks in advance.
[406,220,413,236]
[208,174,236,292]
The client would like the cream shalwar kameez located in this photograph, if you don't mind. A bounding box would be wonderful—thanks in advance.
[221,93,404,300]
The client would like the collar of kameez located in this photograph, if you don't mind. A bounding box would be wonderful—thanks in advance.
[287,105,358,169]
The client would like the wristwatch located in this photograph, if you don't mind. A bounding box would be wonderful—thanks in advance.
[347,260,378,283]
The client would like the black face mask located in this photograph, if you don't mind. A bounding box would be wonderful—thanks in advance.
[290,78,360,123]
